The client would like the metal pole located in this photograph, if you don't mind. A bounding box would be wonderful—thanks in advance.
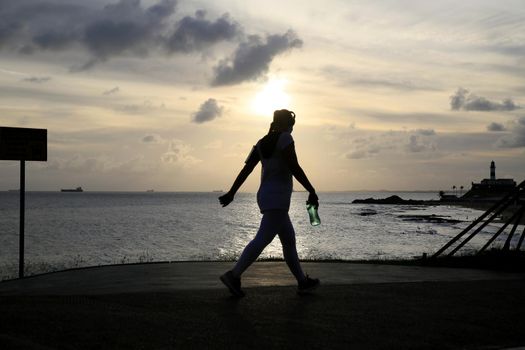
[477,208,524,254]
[445,192,519,257]
[19,160,25,279]
[503,205,525,250]
[431,189,515,258]
[432,181,525,258]
[516,226,525,251]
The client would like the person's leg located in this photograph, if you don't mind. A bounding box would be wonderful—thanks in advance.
[277,212,306,283]
[231,211,278,278]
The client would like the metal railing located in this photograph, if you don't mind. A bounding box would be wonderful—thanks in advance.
[432,180,525,258]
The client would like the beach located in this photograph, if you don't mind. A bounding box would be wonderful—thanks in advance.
[1,261,524,349]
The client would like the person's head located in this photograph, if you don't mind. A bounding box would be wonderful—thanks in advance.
[269,109,295,133]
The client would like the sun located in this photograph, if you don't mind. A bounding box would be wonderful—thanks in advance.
[251,79,291,117]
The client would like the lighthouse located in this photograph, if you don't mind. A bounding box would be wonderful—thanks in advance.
[462,160,516,199]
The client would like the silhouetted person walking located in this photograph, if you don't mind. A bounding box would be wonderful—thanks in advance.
[219,109,320,297]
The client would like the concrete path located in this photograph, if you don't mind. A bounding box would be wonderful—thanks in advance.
[1,261,523,295]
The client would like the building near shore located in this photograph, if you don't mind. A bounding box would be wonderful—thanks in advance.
[462,161,517,200]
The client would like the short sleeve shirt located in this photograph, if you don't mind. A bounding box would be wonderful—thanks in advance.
[256,132,294,212]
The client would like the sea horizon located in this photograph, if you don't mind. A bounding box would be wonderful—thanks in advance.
[2,190,515,281]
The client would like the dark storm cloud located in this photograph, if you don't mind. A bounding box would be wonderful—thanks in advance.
[487,122,506,132]
[212,30,303,86]
[82,0,176,60]
[0,0,176,65]
[497,117,525,148]
[33,31,78,50]
[167,10,241,53]
[191,98,223,124]
[0,22,22,48]
[1,2,93,51]
[0,1,303,85]
[450,87,520,111]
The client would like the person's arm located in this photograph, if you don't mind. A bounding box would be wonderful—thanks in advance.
[219,154,259,207]
[282,143,319,207]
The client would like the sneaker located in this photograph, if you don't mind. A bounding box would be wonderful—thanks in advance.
[297,274,320,294]
[220,271,245,297]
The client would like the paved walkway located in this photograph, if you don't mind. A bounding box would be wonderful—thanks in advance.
[0,261,523,295]
[2,262,525,349]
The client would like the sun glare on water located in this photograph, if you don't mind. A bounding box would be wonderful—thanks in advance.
[251,79,291,117]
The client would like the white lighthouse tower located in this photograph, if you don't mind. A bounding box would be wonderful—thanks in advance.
[457,160,517,199]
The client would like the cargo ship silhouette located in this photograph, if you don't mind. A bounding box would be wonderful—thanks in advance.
[61,187,83,192]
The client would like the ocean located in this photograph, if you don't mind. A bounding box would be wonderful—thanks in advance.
[0,191,518,280]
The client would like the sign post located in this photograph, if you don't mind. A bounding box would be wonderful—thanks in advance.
[20,160,25,278]
[0,127,47,278]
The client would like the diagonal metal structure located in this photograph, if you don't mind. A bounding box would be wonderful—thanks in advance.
[432,180,525,258]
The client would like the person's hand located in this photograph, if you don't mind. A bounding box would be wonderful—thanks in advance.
[307,192,319,208]
[219,192,234,207]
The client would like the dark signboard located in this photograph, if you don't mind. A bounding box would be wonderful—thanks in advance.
[0,126,47,161]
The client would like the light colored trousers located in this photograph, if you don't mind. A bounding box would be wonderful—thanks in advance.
[232,210,306,282]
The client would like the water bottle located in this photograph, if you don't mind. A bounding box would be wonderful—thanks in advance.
[306,202,321,226]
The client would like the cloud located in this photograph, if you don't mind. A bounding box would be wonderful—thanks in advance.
[406,134,435,153]
[167,10,241,53]
[0,22,21,48]
[358,109,460,126]
[191,98,223,123]
[21,76,51,83]
[450,87,520,111]
[42,154,158,174]
[496,117,525,148]
[346,150,368,159]
[161,139,200,166]
[345,129,436,159]
[103,86,120,95]
[203,140,223,150]
[0,0,177,67]
[47,154,110,173]
[489,44,525,57]
[416,129,436,136]
[82,0,176,61]
[69,58,100,73]
[0,1,304,86]
[321,66,440,92]
[0,2,87,50]
[33,31,78,51]
[212,30,303,86]
[117,100,166,114]
[142,134,164,143]
[487,122,506,132]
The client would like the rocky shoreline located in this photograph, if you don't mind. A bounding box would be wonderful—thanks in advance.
[352,195,443,205]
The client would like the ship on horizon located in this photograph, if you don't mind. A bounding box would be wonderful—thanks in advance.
[61,187,84,192]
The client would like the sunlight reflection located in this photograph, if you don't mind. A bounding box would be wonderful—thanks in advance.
[251,78,291,116]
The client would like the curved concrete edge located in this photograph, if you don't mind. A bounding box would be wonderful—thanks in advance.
[0,261,523,295]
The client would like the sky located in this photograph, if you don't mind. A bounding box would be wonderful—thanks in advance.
[0,0,524,192]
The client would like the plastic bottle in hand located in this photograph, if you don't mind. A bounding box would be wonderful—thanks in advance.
[306,202,321,226]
